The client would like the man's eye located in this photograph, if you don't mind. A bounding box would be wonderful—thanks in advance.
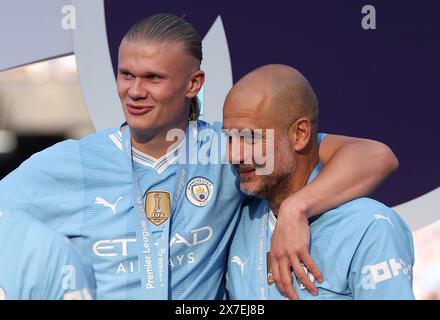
[147,74,161,80]
[121,72,133,79]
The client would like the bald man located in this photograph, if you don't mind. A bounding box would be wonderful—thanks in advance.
[224,65,415,300]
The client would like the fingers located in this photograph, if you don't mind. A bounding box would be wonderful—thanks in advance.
[290,257,318,296]
[279,257,298,300]
[269,210,323,299]
[272,251,322,298]
[270,252,284,294]
[271,254,298,300]
[301,253,323,284]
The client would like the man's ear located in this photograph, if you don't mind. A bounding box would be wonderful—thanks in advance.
[186,70,205,98]
[288,117,312,152]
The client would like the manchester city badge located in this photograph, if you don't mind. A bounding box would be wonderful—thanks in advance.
[186,177,214,207]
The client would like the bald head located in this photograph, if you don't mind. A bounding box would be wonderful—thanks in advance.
[224,64,319,130]
[223,65,321,202]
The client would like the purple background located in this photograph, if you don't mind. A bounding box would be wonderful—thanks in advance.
[104,0,440,207]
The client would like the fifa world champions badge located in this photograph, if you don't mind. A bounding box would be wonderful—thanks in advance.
[267,252,274,286]
[145,191,171,226]
[186,177,214,207]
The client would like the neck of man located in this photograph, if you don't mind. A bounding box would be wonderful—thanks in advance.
[130,118,189,159]
[269,149,319,217]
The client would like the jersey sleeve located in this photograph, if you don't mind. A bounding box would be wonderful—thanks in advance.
[41,235,96,300]
[348,207,415,300]
[1,210,96,300]
[0,140,84,229]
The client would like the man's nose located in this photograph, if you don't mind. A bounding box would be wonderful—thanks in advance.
[229,138,253,164]
[128,78,147,99]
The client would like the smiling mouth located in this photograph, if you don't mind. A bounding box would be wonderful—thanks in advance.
[236,166,256,177]
[126,104,154,116]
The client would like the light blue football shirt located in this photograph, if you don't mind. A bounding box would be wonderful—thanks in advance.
[226,164,415,300]
[0,121,243,299]
[0,208,96,300]
[0,119,335,300]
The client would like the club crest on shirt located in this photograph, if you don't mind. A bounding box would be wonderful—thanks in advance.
[145,191,171,226]
[186,177,214,207]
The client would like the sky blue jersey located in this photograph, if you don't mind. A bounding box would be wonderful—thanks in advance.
[226,165,415,300]
[0,120,244,299]
[0,208,96,300]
